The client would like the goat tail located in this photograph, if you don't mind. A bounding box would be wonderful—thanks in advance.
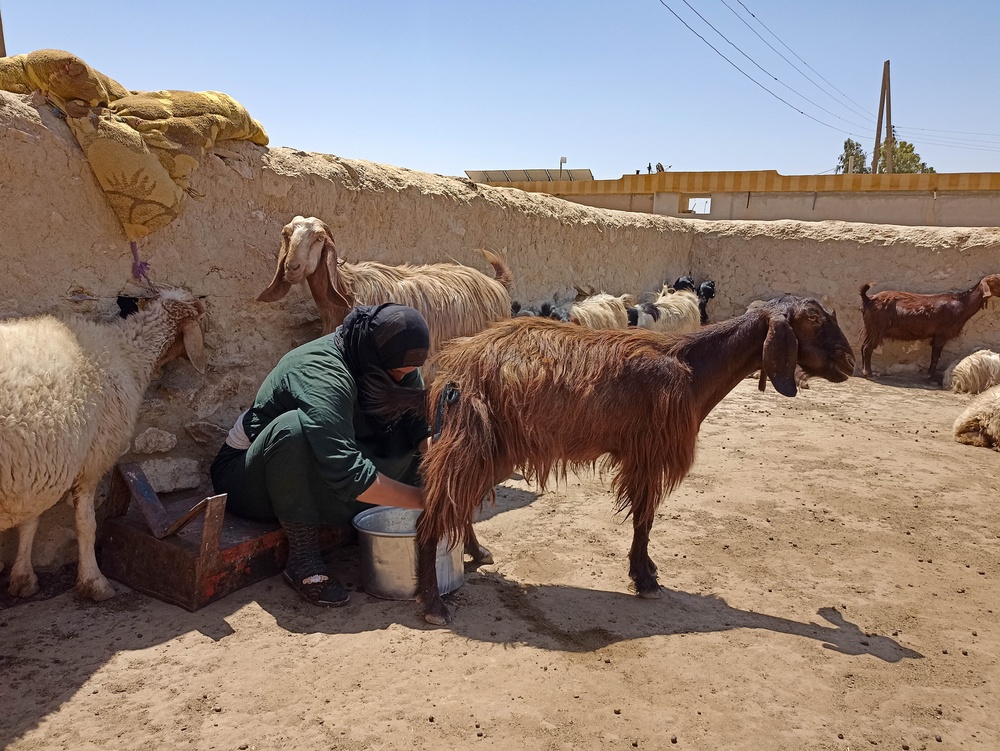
[860,282,875,303]
[418,382,497,549]
[478,248,514,291]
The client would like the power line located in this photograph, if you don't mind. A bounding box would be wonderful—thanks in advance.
[732,1,1000,149]
[896,125,1000,139]
[676,0,872,131]
[893,129,1000,149]
[656,0,868,139]
[660,0,1000,164]
[720,0,875,125]
[892,134,1000,154]
[734,0,875,118]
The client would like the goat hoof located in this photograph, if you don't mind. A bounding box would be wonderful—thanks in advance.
[420,596,451,626]
[470,545,494,566]
[637,586,663,600]
[423,610,451,627]
[8,573,39,598]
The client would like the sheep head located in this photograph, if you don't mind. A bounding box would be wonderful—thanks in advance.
[154,291,208,374]
[257,215,353,314]
[758,297,855,397]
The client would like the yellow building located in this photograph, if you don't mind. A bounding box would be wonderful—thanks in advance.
[466,169,1000,227]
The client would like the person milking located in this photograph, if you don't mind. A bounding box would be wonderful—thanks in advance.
[211,303,431,606]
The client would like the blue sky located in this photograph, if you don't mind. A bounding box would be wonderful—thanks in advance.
[5,1,1000,179]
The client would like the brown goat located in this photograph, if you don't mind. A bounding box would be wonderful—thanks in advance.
[416,296,856,625]
[859,275,1000,381]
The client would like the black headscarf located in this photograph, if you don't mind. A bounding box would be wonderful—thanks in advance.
[334,304,431,457]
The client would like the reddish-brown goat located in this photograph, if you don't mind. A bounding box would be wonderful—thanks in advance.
[859,275,1000,381]
[416,296,856,625]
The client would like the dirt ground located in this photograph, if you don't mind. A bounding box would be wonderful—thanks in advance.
[1,374,998,751]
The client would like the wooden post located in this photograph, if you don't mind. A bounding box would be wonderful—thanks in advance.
[0,7,6,58]
[884,61,893,174]
[871,60,889,174]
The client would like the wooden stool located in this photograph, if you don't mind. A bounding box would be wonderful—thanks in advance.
[99,463,350,611]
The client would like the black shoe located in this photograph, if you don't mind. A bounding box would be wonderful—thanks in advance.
[282,570,350,607]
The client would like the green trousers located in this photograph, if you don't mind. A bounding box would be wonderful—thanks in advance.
[210,409,421,527]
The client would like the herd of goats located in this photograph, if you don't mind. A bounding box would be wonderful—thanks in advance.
[2,214,999,625]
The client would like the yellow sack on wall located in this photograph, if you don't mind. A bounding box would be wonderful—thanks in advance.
[0,49,129,117]
[108,89,269,193]
[66,112,189,242]
[0,50,269,245]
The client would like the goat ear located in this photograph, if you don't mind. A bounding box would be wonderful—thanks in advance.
[980,278,993,301]
[180,318,207,373]
[257,236,293,302]
[320,239,354,310]
[761,313,798,397]
[305,244,353,335]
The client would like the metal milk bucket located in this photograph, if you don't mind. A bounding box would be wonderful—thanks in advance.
[352,507,464,600]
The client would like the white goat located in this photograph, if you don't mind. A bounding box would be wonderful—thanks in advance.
[943,349,1000,394]
[633,286,700,334]
[568,292,636,329]
[257,215,513,357]
[953,384,1000,450]
[0,288,207,600]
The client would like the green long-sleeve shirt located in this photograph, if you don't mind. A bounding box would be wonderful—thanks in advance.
[243,334,426,502]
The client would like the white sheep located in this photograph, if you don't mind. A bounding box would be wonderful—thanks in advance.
[953,384,1000,450]
[567,292,636,329]
[632,286,700,334]
[0,288,207,600]
[256,215,513,357]
[943,349,1000,394]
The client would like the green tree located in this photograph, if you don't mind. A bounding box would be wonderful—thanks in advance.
[877,136,936,173]
[835,138,870,174]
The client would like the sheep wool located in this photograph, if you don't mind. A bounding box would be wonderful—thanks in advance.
[569,293,635,329]
[953,384,1000,450]
[0,288,206,601]
[943,349,1000,394]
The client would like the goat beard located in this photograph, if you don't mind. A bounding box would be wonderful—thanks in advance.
[360,367,429,423]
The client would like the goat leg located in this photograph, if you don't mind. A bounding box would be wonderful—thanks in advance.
[416,532,450,626]
[463,521,493,565]
[628,507,662,600]
[860,341,876,378]
[928,337,947,384]
[628,515,662,598]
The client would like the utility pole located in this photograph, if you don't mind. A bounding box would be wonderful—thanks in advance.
[884,61,893,174]
[871,60,888,174]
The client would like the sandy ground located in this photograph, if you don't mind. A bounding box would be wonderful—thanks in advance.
[1,374,999,751]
